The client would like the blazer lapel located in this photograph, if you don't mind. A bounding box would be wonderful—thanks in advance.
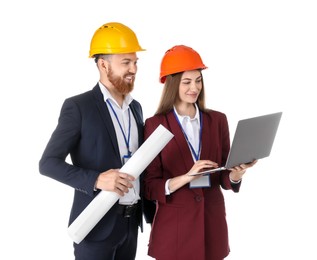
[166,111,194,171]
[92,85,121,161]
[129,101,144,147]
[200,112,211,160]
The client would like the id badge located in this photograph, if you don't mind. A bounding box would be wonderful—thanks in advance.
[122,153,132,165]
[189,175,211,188]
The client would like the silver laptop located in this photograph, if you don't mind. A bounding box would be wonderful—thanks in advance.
[190,112,283,176]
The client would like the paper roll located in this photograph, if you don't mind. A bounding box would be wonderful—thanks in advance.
[68,124,174,244]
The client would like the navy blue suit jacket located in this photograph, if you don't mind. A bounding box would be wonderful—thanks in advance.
[39,84,155,241]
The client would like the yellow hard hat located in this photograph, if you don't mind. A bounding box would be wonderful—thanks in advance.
[89,22,145,57]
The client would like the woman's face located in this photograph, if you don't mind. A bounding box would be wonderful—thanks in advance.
[177,70,202,105]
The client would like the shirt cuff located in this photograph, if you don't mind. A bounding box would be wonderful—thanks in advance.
[165,179,172,195]
[229,177,242,184]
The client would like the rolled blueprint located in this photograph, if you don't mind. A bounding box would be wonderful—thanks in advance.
[68,124,174,244]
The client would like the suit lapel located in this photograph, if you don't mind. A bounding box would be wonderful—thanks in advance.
[166,111,194,171]
[200,112,211,160]
[92,85,121,161]
[129,101,144,147]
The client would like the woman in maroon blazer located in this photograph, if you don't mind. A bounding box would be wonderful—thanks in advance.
[143,45,256,260]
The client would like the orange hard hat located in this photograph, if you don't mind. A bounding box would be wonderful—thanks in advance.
[159,45,207,83]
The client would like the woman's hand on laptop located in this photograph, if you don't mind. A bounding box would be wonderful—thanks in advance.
[229,160,258,182]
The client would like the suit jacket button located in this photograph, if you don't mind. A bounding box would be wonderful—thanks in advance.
[195,195,202,202]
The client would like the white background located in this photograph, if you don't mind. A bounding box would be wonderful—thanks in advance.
[1,0,316,259]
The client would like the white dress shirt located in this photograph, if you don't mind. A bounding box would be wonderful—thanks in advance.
[165,104,210,194]
[99,82,140,205]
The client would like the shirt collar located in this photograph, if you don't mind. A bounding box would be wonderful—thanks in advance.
[98,82,133,110]
[173,103,200,123]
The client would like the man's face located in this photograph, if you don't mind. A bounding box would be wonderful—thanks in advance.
[107,53,138,95]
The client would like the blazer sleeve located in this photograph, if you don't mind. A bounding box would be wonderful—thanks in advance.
[39,98,100,197]
[143,117,170,204]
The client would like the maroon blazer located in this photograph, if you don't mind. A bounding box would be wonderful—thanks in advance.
[144,109,241,260]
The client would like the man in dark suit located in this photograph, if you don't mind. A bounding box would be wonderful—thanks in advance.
[39,22,155,260]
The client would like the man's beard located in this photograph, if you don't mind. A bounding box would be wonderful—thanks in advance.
[108,67,134,95]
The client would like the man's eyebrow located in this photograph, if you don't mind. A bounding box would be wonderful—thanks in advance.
[121,57,139,62]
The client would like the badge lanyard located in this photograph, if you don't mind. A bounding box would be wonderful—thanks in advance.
[173,109,203,161]
[106,100,132,163]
